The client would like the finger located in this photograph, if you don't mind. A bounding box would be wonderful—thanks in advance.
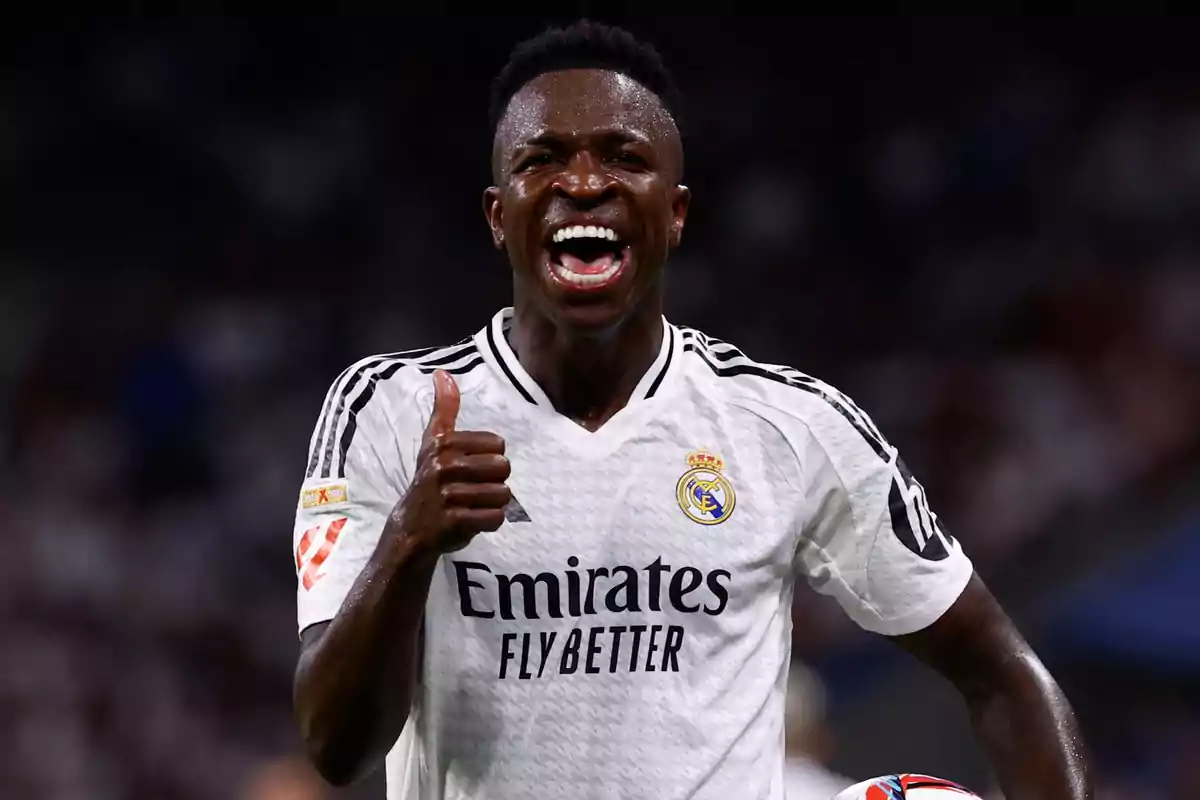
[443,431,506,455]
[440,482,512,509]
[424,370,460,439]
[447,507,507,535]
[436,453,511,483]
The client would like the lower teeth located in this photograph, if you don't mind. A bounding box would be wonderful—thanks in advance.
[553,259,623,286]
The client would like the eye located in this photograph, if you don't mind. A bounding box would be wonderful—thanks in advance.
[515,153,554,172]
[611,150,648,169]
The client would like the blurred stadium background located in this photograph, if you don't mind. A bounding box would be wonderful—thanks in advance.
[4,15,1200,800]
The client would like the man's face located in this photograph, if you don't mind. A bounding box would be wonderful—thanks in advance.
[485,69,690,331]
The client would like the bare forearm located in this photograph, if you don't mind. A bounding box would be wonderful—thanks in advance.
[294,523,438,785]
[965,651,1091,800]
[894,576,1092,800]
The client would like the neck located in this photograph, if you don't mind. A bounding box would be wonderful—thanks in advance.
[508,298,664,431]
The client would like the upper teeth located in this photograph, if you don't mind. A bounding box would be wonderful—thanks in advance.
[552,225,619,243]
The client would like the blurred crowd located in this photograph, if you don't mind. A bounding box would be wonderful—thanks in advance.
[3,19,1199,799]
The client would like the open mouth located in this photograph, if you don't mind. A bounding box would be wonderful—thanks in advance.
[545,224,630,290]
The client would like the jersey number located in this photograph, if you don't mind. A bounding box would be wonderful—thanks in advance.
[887,459,955,561]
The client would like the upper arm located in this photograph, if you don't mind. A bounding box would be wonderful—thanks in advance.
[779,382,973,636]
[775,382,1048,706]
[293,365,420,636]
[891,572,1030,695]
[298,621,331,659]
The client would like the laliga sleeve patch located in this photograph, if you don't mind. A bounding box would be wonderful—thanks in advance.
[300,482,350,509]
[296,517,348,590]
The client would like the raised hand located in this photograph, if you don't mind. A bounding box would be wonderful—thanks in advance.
[396,369,512,554]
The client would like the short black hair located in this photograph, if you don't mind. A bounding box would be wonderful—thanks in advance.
[489,19,684,138]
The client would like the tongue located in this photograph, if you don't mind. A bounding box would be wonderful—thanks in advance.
[559,251,617,275]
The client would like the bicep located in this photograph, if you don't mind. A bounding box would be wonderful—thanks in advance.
[295,611,427,687]
[294,621,330,700]
[890,572,1030,694]
[299,621,332,656]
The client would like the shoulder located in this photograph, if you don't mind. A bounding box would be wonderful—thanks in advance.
[675,324,890,459]
[305,336,483,481]
[323,336,484,411]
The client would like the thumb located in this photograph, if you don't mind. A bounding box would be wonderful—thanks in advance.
[425,369,460,438]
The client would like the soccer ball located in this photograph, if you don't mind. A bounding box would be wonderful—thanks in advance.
[834,773,983,799]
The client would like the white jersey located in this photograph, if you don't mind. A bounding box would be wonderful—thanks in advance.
[782,757,854,800]
[293,308,972,800]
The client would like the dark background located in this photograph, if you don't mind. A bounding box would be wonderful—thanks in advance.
[4,15,1199,800]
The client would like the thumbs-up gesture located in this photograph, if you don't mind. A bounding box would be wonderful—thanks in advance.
[396,370,512,554]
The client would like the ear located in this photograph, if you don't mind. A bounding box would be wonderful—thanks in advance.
[669,184,692,249]
[483,186,504,248]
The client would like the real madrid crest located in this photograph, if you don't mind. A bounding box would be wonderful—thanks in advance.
[676,449,736,525]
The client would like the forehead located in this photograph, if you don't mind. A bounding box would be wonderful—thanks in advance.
[496,68,677,153]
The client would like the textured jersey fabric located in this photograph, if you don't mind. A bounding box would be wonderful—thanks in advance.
[293,308,973,800]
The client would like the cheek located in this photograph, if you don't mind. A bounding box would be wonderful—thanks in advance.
[502,182,542,235]
[643,186,678,254]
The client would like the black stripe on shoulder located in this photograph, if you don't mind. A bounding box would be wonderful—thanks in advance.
[316,339,474,479]
[702,336,757,364]
[306,344,445,478]
[485,321,536,405]
[682,340,888,460]
[306,363,355,478]
[644,325,675,399]
[779,366,888,447]
[417,355,485,376]
[332,349,485,479]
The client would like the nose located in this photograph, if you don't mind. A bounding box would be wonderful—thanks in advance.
[552,152,618,205]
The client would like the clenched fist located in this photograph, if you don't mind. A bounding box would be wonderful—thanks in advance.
[394,370,512,553]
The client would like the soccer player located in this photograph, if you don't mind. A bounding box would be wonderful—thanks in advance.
[291,20,1092,800]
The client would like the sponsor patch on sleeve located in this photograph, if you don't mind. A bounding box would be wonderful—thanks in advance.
[301,483,350,509]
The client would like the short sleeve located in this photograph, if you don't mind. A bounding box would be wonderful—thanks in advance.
[790,387,973,637]
[293,368,415,635]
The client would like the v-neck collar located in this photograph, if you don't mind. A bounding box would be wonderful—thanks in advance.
[475,307,681,455]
